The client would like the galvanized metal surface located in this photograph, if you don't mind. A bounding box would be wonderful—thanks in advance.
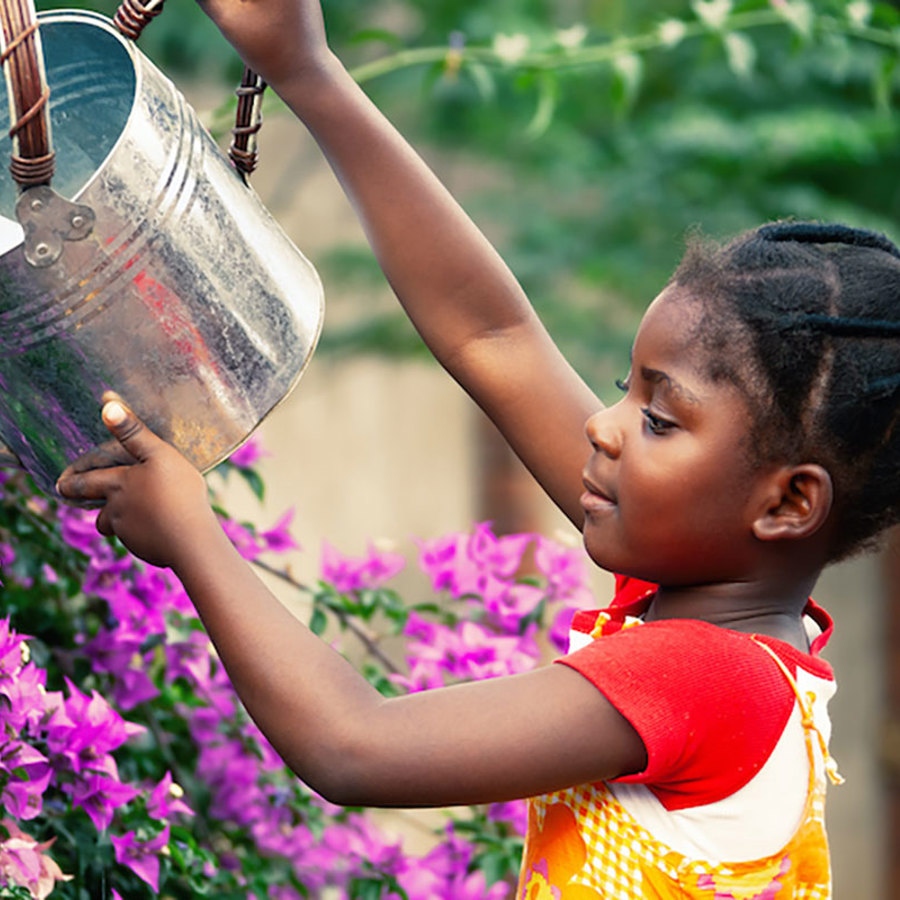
[0,10,324,496]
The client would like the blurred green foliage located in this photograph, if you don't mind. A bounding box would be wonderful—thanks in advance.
[36,0,900,396]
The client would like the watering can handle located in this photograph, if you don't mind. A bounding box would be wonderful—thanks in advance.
[0,0,54,188]
[113,0,266,178]
[0,0,96,267]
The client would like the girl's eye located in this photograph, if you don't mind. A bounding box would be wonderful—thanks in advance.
[641,407,674,435]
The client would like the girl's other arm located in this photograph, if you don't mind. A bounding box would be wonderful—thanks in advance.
[198,0,600,525]
[57,403,645,806]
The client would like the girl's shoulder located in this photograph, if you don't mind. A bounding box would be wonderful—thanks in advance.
[556,584,836,808]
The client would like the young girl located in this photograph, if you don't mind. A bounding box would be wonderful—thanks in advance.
[56,0,900,895]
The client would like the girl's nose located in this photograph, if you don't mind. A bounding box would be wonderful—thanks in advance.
[585,406,623,459]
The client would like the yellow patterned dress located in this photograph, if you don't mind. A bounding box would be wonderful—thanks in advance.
[516,580,840,900]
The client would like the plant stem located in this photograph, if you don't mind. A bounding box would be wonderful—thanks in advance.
[347,11,896,84]
[251,559,403,675]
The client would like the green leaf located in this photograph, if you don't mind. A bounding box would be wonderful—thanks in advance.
[464,61,497,103]
[237,466,266,502]
[349,29,404,48]
[873,3,900,27]
[350,877,385,900]
[309,606,328,636]
[611,53,643,115]
[525,69,559,139]
[475,847,519,884]
[872,52,897,112]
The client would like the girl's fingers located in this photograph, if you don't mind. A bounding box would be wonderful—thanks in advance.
[96,507,114,537]
[56,468,124,502]
[61,440,135,476]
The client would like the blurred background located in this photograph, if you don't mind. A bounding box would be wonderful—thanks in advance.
[42,0,900,895]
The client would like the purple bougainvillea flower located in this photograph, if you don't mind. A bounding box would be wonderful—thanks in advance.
[113,664,160,711]
[219,517,264,561]
[147,771,193,820]
[46,679,145,768]
[110,824,170,892]
[84,625,160,710]
[477,576,545,634]
[396,823,510,900]
[416,531,460,593]
[322,812,406,877]
[164,631,212,690]
[66,756,140,831]
[488,799,528,836]
[0,618,28,677]
[321,541,405,593]
[228,436,269,469]
[533,535,594,601]
[0,819,71,899]
[467,522,534,580]
[417,523,535,600]
[57,506,102,556]
[0,660,48,733]
[0,542,13,568]
[260,509,299,553]
[0,741,51,820]
[395,614,541,692]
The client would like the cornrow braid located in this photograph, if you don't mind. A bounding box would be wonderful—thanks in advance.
[672,220,900,560]
[757,221,900,260]
[786,313,900,338]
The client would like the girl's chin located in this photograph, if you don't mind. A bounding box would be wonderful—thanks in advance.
[580,534,659,584]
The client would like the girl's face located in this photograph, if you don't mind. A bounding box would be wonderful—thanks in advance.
[581,287,770,586]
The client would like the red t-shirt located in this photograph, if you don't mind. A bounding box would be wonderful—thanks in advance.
[555,576,835,811]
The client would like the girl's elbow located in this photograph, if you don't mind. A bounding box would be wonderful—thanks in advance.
[292,734,387,807]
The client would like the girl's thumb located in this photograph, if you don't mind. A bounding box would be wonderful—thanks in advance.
[100,398,157,461]
[102,400,128,427]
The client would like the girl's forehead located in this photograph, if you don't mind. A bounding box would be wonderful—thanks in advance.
[631,286,751,409]
[633,287,706,359]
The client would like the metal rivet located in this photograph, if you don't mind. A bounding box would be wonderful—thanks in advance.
[71,215,85,229]
[35,243,50,257]
[30,198,43,212]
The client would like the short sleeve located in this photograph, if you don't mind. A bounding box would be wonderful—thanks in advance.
[555,620,799,810]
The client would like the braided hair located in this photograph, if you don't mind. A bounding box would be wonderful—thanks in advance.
[671,220,900,561]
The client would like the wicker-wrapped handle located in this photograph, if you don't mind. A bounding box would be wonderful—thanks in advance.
[113,0,267,178]
[229,66,266,177]
[0,0,95,267]
[0,0,53,188]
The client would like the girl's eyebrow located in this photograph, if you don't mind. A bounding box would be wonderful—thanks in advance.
[640,366,699,403]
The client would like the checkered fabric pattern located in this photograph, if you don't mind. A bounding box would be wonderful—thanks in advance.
[517,663,834,899]
[521,761,830,898]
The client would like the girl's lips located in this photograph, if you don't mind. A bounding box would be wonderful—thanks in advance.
[580,478,616,512]
[580,490,616,513]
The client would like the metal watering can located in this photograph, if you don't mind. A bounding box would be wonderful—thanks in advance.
[0,0,324,496]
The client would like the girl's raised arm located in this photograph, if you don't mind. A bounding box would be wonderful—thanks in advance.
[199,0,601,524]
[57,403,646,807]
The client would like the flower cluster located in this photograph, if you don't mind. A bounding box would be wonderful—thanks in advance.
[0,437,598,898]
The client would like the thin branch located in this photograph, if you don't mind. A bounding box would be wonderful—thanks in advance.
[347,11,894,84]
[251,558,403,675]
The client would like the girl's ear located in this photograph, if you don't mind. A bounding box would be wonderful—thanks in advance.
[751,464,834,542]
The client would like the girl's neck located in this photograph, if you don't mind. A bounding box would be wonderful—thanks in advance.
[644,576,819,652]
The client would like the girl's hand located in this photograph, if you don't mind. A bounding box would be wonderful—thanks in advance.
[56,394,219,569]
[196,0,338,92]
